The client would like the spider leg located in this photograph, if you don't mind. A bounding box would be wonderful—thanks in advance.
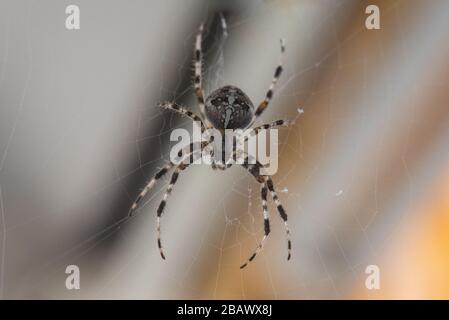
[266,176,291,261]
[253,39,285,120]
[203,138,222,171]
[240,183,270,269]
[241,118,292,162]
[156,162,190,260]
[210,117,292,171]
[213,131,244,170]
[128,163,173,216]
[211,160,224,171]
[159,102,206,132]
[194,23,207,120]
[247,119,291,142]
[239,156,291,267]
[220,118,293,169]
[209,135,232,171]
[128,141,208,216]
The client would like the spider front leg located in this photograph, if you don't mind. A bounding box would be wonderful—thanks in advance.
[194,23,207,120]
[253,39,285,120]
[159,102,206,132]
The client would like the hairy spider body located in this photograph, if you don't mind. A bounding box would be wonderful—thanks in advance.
[205,85,254,130]
[128,20,291,269]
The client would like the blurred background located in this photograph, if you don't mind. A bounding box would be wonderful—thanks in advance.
[0,0,449,299]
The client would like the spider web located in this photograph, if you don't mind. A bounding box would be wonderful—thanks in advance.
[1,0,449,299]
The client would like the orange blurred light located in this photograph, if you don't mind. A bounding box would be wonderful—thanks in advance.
[351,165,449,299]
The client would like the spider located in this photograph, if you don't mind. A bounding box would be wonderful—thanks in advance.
[128,22,291,269]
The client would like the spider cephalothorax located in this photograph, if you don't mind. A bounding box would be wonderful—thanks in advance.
[205,85,254,130]
[128,19,291,269]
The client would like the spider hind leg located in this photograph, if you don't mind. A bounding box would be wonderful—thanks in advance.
[240,159,291,268]
[156,162,189,260]
[240,184,270,269]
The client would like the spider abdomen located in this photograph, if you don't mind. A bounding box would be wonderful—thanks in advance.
[205,85,254,130]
